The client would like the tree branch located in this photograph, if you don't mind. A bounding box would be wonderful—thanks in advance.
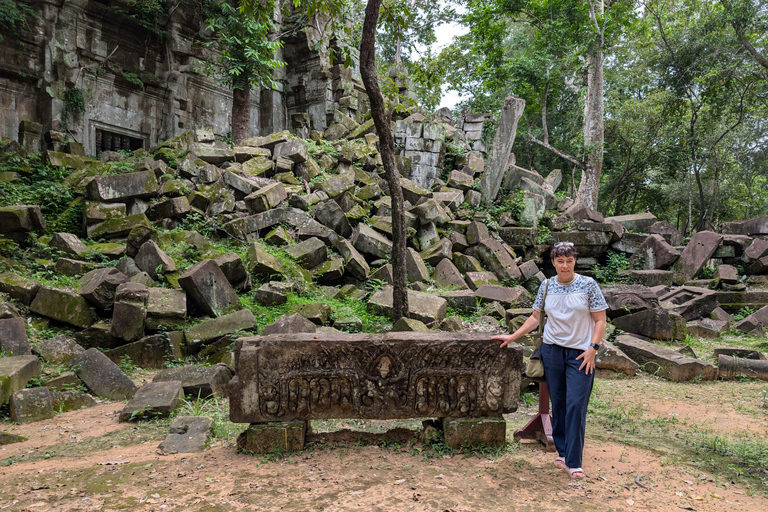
[528,133,585,170]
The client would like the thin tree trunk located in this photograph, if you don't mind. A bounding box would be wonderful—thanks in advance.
[232,86,251,144]
[577,49,604,210]
[360,0,408,322]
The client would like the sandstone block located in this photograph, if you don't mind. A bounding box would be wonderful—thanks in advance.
[146,288,187,331]
[352,223,392,259]
[595,341,639,377]
[34,334,83,364]
[185,309,256,353]
[629,234,679,270]
[49,232,89,256]
[611,308,686,340]
[153,363,234,398]
[0,205,46,233]
[10,387,53,424]
[158,416,214,454]
[368,286,447,324]
[285,237,327,269]
[0,356,41,405]
[106,332,184,369]
[238,421,307,453]
[261,313,317,335]
[673,231,723,285]
[613,334,717,382]
[0,273,41,305]
[443,417,506,449]
[0,317,31,356]
[30,287,98,328]
[246,242,284,276]
[179,259,240,317]
[87,171,159,201]
[119,381,184,422]
[244,183,288,214]
[69,348,137,400]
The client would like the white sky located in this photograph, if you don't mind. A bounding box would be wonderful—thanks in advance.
[433,20,468,109]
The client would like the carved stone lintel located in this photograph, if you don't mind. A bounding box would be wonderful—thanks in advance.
[229,332,523,423]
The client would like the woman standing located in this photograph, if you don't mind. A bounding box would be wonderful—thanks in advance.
[492,241,608,479]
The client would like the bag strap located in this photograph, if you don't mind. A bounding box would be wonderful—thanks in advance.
[536,278,550,337]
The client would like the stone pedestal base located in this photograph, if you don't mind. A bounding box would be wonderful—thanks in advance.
[239,420,307,454]
[442,417,507,449]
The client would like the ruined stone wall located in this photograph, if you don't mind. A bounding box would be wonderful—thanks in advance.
[0,0,364,154]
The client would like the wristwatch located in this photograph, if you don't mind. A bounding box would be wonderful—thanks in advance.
[590,343,600,350]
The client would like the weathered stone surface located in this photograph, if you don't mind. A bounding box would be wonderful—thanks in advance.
[44,372,83,392]
[274,139,308,163]
[721,215,768,236]
[613,334,717,382]
[629,270,674,288]
[392,318,431,332]
[0,317,30,356]
[399,178,433,205]
[49,391,96,412]
[76,268,129,313]
[261,313,317,335]
[337,240,370,280]
[190,142,235,165]
[288,303,332,325]
[659,286,719,321]
[49,232,89,256]
[88,213,151,240]
[35,334,83,364]
[650,221,684,246]
[0,356,41,405]
[611,308,686,340]
[466,221,490,246]
[312,258,345,283]
[0,205,46,233]
[742,238,768,263]
[601,285,661,319]
[87,171,159,201]
[476,239,521,282]
[285,237,327,269]
[238,421,307,453]
[134,240,176,281]
[629,234,679,270]
[30,287,98,328]
[244,183,288,214]
[10,387,53,424]
[714,348,765,360]
[440,290,477,313]
[319,169,355,198]
[412,198,451,226]
[404,248,430,283]
[420,238,453,267]
[154,363,234,399]
[0,273,41,305]
[214,253,249,290]
[313,200,352,238]
[595,341,639,377]
[604,212,657,233]
[185,309,256,353]
[55,258,97,277]
[715,264,740,284]
[434,259,469,290]
[246,242,284,276]
[686,318,729,339]
[352,223,392,259]
[474,285,529,308]
[179,259,240,317]
[230,332,522,422]
[672,231,723,285]
[145,288,187,331]
[465,272,501,290]
[158,416,214,454]
[447,170,474,191]
[368,286,447,324]
[481,96,526,204]
[443,417,507,449]
[733,305,768,333]
[119,381,184,422]
[69,348,137,401]
[254,281,292,306]
[106,332,184,369]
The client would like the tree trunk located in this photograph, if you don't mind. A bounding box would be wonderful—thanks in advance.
[360,0,409,322]
[578,49,604,210]
[232,86,251,144]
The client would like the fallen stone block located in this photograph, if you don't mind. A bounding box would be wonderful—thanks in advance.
[153,363,233,398]
[368,286,447,324]
[686,319,729,339]
[595,341,640,377]
[392,318,430,332]
[87,213,151,240]
[51,391,97,412]
[230,332,522,423]
[434,258,468,290]
[288,303,332,325]
[76,268,129,314]
[49,232,89,256]
[285,237,327,269]
[611,308,686,340]
[105,332,184,369]
[659,286,719,321]
[672,231,723,285]
[254,281,292,306]
[629,270,674,288]
[10,387,53,424]
[0,205,46,233]
[30,286,99,328]
[604,212,657,233]
[146,288,187,331]
[158,416,214,454]
[313,200,352,238]
[613,334,716,382]
[465,272,501,290]
[261,313,317,335]
[244,182,287,214]
[34,334,84,364]
[0,432,27,445]
[352,223,392,259]
[629,234,679,270]
[179,259,240,317]
[246,242,284,277]
[0,356,42,405]
[474,285,529,308]
[420,238,453,267]
[43,372,84,392]
[185,309,256,354]
[714,348,765,360]
[55,258,97,277]
[0,273,41,305]
[135,240,176,280]
[717,354,768,382]
[119,381,184,422]
[69,348,137,401]
[721,215,768,236]
[87,170,159,201]
[0,317,31,356]
[733,305,768,333]
[476,239,521,282]
[601,285,661,319]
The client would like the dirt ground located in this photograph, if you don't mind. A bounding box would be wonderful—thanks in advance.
[0,376,766,512]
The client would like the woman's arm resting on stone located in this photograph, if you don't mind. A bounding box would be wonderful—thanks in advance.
[492,310,542,348]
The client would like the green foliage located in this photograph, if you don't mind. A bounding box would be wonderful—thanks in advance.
[592,251,630,284]
[0,0,37,42]
[62,88,86,127]
[697,266,716,280]
[0,153,81,235]
[536,225,552,245]
[118,355,141,376]
[122,72,144,87]
[198,0,284,91]
[112,0,169,41]
[733,306,756,321]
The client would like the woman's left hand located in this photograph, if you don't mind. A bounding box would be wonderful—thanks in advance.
[576,347,597,375]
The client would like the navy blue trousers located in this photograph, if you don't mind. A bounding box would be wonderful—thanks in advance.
[540,342,594,469]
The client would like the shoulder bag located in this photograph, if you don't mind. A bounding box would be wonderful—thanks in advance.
[525,278,549,379]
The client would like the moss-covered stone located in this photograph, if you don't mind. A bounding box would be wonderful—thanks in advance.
[29,286,98,328]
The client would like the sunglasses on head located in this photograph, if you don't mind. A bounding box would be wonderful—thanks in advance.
[554,241,574,248]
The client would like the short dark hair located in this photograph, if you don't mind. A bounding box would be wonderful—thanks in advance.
[550,241,578,260]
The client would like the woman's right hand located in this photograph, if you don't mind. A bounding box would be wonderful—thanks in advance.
[491,335,515,348]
